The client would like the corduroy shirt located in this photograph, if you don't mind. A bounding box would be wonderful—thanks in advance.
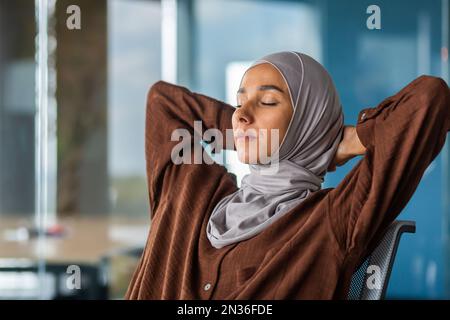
[125,75,449,299]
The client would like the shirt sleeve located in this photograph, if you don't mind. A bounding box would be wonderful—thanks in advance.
[326,75,450,259]
[144,80,236,218]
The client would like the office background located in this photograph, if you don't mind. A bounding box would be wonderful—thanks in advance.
[0,0,449,299]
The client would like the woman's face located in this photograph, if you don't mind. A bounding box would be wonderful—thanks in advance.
[232,63,293,164]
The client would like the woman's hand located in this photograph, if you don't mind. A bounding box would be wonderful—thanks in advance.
[327,125,367,172]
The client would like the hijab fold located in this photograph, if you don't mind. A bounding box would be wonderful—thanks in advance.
[206,51,344,249]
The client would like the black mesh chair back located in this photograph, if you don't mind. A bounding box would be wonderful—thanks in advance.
[347,220,416,300]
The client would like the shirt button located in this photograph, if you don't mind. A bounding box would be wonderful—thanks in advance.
[204,283,212,291]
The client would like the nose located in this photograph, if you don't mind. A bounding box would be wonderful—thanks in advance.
[235,103,253,124]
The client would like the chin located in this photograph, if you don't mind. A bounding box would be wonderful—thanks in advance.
[238,158,249,164]
[237,150,259,164]
[236,152,249,164]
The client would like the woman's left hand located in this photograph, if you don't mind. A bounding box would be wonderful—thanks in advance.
[327,125,366,172]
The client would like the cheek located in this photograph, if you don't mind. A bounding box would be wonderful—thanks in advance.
[261,114,291,152]
[260,114,289,136]
[231,113,238,127]
[275,110,292,139]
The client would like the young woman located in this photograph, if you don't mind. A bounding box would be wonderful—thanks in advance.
[125,51,450,299]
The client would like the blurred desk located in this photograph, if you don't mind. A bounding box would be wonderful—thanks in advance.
[0,215,149,299]
[0,215,149,264]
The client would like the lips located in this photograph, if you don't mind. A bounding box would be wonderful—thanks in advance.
[234,130,258,140]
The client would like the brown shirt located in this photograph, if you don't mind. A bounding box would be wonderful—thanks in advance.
[125,75,450,299]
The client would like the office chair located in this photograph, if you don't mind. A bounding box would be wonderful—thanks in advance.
[347,220,416,300]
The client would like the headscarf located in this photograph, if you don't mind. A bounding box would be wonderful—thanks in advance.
[206,51,344,249]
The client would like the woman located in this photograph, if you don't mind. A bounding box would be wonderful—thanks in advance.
[125,51,450,299]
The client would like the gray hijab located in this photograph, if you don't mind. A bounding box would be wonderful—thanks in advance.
[206,51,344,249]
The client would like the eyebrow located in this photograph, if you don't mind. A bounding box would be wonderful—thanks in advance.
[237,85,285,94]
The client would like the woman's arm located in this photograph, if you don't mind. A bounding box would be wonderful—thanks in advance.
[326,75,450,259]
[145,81,236,217]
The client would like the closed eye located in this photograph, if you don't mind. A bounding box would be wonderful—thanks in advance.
[235,102,278,108]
